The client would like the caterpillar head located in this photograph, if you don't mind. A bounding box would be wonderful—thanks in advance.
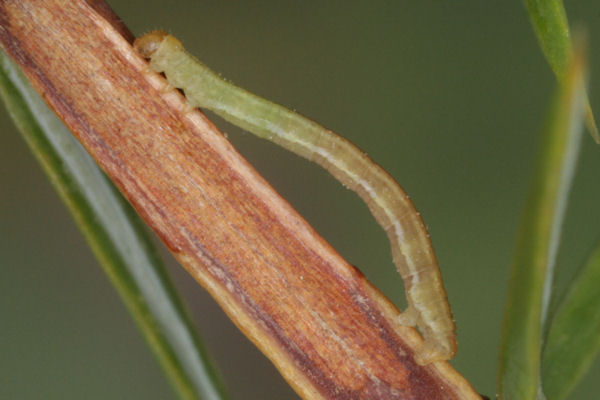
[134,30,182,59]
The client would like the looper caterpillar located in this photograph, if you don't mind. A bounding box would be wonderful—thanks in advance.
[134,31,457,364]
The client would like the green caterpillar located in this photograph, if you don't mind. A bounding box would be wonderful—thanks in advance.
[134,31,456,364]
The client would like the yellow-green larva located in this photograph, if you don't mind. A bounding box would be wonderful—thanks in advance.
[134,31,457,364]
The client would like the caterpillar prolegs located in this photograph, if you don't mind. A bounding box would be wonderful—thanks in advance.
[134,31,457,364]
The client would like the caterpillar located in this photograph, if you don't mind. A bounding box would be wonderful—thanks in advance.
[134,31,456,364]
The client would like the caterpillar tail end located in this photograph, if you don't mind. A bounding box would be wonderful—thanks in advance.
[413,336,456,365]
[397,306,457,365]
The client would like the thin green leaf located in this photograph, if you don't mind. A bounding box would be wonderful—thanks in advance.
[0,51,228,400]
[498,47,587,399]
[524,0,598,142]
[541,245,600,400]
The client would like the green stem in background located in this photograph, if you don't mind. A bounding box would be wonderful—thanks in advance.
[0,52,228,400]
[498,46,587,399]
[524,0,598,142]
[541,244,600,400]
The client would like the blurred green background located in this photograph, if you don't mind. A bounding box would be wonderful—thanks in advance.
[1,1,599,399]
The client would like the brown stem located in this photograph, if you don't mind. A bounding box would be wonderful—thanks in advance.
[0,1,481,398]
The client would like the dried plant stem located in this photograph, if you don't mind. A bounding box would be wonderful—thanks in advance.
[0,0,479,398]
